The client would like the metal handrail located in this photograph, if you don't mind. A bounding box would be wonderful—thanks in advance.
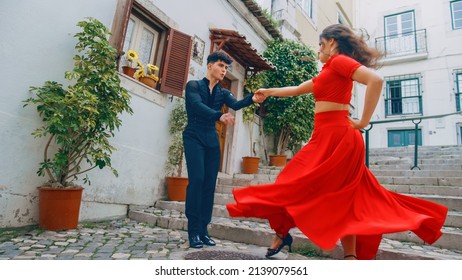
[364,111,462,169]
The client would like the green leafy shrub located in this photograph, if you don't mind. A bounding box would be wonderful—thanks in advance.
[23,17,133,187]
[165,98,187,177]
[261,39,318,154]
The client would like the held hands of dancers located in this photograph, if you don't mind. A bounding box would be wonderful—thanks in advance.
[252,88,270,103]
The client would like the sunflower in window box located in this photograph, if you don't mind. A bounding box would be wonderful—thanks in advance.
[121,49,139,78]
[136,62,159,88]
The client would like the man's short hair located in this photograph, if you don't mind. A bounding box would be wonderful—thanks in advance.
[207,51,233,65]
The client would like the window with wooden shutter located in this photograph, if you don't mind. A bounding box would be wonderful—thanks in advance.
[110,0,192,97]
[160,29,192,97]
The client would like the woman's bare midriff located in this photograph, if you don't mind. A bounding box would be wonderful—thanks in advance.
[314,101,349,113]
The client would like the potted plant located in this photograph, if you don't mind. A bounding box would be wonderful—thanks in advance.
[121,49,139,78]
[241,73,263,174]
[23,17,133,230]
[242,103,260,173]
[261,39,318,166]
[135,62,160,88]
[164,98,188,201]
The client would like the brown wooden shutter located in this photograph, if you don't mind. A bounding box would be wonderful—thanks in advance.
[159,29,192,97]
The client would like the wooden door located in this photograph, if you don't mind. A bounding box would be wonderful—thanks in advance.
[216,77,231,171]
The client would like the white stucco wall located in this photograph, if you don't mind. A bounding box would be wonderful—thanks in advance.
[354,0,462,148]
[151,0,270,174]
[0,0,270,227]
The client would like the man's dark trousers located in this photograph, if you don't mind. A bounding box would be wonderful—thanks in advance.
[183,126,221,238]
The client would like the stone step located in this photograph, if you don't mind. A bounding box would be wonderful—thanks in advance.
[369,158,462,166]
[217,174,278,186]
[376,176,462,187]
[369,152,462,158]
[128,206,462,259]
[413,194,462,212]
[416,158,462,164]
[222,173,462,187]
[156,198,462,230]
[382,184,462,197]
[369,145,462,155]
[216,185,462,213]
[384,226,462,254]
[369,164,462,171]
[371,170,462,177]
[216,186,462,218]
[218,182,462,199]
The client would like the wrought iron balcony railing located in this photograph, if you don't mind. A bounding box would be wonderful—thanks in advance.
[375,29,427,59]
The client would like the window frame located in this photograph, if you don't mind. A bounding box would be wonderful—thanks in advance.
[451,0,462,30]
[381,10,420,57]
[384,74,423,117]
[455,69,462,111]
[296,0,313,19]
[122,13,162,69]
[387,129,422,147]
[110,0,192,97]
[384,10,416,37]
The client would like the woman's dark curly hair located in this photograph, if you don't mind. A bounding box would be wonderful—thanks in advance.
[320,24,383,69]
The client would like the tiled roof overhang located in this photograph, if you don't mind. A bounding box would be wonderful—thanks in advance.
[209,28,275,73]
[240,0,282,40]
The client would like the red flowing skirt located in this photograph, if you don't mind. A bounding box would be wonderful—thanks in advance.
[227,110,448,260]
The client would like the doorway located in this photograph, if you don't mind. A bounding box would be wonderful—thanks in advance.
[216,77,232,171]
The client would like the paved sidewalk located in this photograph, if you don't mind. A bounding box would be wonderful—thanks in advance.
[0,219,316,260]
[1,218,462,260]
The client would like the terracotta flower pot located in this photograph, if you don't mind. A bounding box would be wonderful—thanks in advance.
[269,154,287,167]
[242,156,260,174]
[139,76,158,88]
[38,186,83,231]
[166,176,188,201]
[122,66,136,78]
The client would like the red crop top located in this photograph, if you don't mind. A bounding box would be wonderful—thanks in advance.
[312,54,362,104]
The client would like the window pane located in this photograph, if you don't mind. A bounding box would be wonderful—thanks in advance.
[392,132,402,146]
[296,0,313,18]
[123,19,135,54]
[401,12,414,34]
[457,72,462,111]
[385,12,414,35]
[138,27,155,66]
[389,81,402,114]
[385,16,398,36]
[408,131,416,145]
[457,75,461,91]
[452,1,462,29]
[401,79,418,97]
[385,75,421,115]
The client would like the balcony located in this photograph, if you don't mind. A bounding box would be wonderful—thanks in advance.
[375,29,428,65]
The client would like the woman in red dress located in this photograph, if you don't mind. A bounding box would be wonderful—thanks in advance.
[226,24,448,260]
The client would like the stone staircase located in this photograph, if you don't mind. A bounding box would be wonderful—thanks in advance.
[129,145,462,260]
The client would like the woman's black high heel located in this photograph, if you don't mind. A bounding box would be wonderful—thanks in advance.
[265,233,293,258]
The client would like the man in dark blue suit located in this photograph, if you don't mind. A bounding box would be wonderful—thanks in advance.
[183,51,259,248]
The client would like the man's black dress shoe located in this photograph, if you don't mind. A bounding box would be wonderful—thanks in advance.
[200,235,216,246]
[189,235,203,249]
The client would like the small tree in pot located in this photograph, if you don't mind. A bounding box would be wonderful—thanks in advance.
[164,98,188,201]
[261,39,318,165]
[23,17,133,230]
[241,73,263,173]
